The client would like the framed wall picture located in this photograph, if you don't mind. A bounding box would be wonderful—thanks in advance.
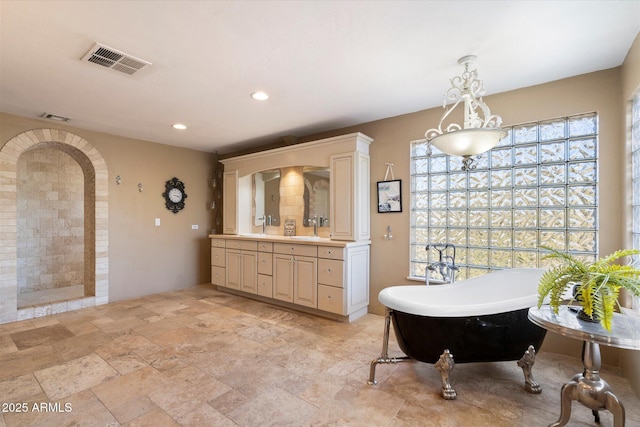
[377,179,402,213]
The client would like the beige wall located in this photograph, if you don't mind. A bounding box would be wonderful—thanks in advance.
[0,113,215,302]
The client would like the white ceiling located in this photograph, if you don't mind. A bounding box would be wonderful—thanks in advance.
[1,1,639,155]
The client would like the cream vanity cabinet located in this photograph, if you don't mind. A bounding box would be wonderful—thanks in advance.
[215,132,372,321]
[210,236,370,322]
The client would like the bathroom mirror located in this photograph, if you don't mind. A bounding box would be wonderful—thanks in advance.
[302,167,330,228]
[253,166,330,229]
[254,169,280,226]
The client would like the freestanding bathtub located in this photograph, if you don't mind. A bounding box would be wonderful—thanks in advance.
[368,268,548,399]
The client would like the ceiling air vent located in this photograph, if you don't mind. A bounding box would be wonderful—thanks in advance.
[81,43,151,76]
[40,113,71,122]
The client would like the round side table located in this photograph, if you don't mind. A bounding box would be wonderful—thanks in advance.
[528,305,640,427]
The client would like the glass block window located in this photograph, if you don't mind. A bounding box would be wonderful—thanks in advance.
[632,95,640,266]
[411,113,598,281]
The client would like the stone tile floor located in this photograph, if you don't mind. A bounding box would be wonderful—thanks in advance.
[0,285,638,426]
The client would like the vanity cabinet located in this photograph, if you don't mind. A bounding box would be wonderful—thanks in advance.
[210,235,369,322]
[211,238,226,286]
[216,132,372,319]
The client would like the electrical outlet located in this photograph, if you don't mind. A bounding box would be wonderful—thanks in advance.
[191,224,198,230]
[155,218,160,226]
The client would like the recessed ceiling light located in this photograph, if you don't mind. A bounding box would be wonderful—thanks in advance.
[172,123,187,130]
[251,91,269,101]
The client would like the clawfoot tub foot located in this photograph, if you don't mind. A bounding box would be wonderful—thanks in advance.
[434,349,456,400]
[517,345,542,394]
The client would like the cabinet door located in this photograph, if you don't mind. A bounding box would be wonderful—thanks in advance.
[257,274,273,298]
[293,256,318,308]
[226,250,242,290]
[330,151,370,241]
[355,151,370,241]
[223,170,238,234]
[211,266,225,286]
[330,153,354,240]
[240,250,258,294]
[273,254,294,302]
[211,247,226,267]
[258,252,272,275]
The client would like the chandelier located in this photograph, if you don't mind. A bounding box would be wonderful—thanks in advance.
[425,55,507,171]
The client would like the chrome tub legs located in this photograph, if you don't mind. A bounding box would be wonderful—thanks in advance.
[367,308,410,385]
[434,349,457,399]
[518,344,542,394]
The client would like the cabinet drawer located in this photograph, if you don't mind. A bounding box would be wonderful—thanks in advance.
[211,266,225,286]
[257,241,273,252]
[273,243,317,257]
[226,239,258,251]
[318,259,344,288]
[318,246,344,260]
[258,252,273,275]
[211,247,226,267]
[257,274,273,297]
[318,284,345,315]
[211,238,226,248]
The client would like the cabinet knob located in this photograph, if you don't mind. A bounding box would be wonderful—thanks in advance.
[328,250,332,254]
[328,268,332,272]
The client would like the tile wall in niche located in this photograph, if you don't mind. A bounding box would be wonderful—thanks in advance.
[16,147,84,294]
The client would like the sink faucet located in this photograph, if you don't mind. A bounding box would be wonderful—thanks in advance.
[426,243,459,285]
[309,214,318,237]
[258,216,266,234]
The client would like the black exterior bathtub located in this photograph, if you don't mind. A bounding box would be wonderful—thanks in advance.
[391,307,546,364]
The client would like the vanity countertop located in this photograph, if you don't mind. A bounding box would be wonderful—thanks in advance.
[209,234,370,247]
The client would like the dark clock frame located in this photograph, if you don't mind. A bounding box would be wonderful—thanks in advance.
[162,177,187,213]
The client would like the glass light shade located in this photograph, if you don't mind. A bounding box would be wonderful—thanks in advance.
[429,128,507,157]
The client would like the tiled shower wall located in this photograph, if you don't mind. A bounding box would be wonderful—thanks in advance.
[16,147,84,293]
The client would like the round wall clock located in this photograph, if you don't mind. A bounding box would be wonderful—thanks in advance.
[162,177,187,213]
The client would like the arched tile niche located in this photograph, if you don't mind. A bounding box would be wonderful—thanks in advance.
[0,129,109,324]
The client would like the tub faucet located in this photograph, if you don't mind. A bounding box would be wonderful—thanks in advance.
[426,243,459,285]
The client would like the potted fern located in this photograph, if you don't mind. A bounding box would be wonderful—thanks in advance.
[537,246,640,331]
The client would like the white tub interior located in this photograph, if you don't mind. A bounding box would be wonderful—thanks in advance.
[378,268,547,317]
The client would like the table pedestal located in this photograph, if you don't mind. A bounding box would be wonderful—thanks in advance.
[550,341,625,427]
